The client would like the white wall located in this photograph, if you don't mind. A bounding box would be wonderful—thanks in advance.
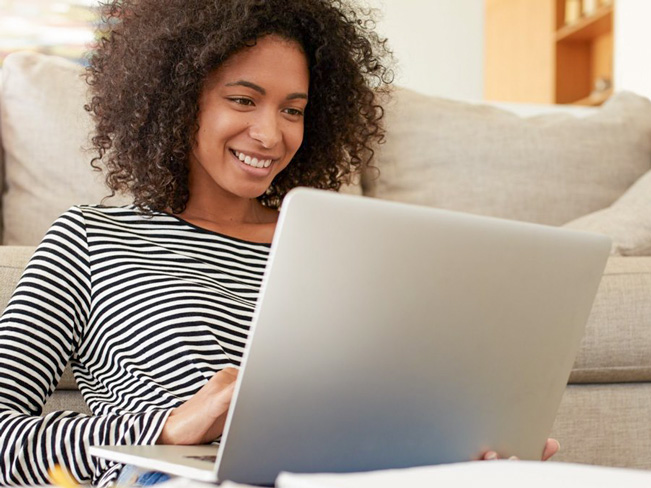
[367,0,484,100]
[614,0,651,100]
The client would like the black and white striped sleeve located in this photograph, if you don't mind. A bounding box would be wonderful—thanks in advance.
[0,208,171,485]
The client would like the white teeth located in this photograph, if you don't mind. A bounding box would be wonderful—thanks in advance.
[234,150,272,169]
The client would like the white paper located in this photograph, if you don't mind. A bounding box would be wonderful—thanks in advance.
[154,478,258,488]
[276,461,651,488]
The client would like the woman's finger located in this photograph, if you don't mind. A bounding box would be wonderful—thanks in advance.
[542,438,560,461]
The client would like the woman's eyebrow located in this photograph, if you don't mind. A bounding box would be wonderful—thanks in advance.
[226,80,265,94]
[225,80,308,100]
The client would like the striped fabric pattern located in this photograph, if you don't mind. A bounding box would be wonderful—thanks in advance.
[0,206,270,485]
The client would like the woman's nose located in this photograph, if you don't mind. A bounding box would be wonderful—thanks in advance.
[248,111,281,148]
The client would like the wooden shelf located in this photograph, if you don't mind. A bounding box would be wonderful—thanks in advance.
[484,0,615,106]
[554,1,614,105]
[556,5,613,42]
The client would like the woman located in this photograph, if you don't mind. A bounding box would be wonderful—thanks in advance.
[0,0,389,485]
[0,0,556,486]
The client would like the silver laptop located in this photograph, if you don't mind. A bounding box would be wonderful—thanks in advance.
[90,188,611,485]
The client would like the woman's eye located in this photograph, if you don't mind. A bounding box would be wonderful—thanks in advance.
[284,108,304,117]
[229,97,254,106]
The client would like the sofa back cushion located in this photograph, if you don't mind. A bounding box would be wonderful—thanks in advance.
[364,88,651,226]
[0,51,130,246]
[564,168,651,256]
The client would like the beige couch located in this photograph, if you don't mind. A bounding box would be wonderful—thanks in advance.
[1,51,651,469]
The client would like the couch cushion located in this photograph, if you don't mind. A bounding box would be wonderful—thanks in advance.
[42,390,90,416]
[364,88,651,226]
[0,245,36,311]
[564,169,651,256]
[570,256,651,383]
[551,383,651,468]
[0,51,130,246]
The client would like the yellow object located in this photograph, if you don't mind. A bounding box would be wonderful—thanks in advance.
[565,0,581,25]
[48,465,79,488]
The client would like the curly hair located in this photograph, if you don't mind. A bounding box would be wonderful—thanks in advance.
[84,0,393,213]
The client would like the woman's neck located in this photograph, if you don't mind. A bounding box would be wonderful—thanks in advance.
[175,195,278,243]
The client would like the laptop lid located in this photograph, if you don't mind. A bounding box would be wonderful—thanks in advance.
[215,187,610,485]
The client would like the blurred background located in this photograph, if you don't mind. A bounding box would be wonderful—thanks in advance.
[0,0,649,103]
[0,0,99,65]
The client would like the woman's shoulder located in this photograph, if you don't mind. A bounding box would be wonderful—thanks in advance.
[62,205,273,250]
[71,204,171,224]
[54,204,183,234]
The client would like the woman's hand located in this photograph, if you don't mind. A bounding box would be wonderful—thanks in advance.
[157,367,239,445]
[481,438,560,461]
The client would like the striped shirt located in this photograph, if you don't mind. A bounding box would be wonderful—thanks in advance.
[0,205,271,486]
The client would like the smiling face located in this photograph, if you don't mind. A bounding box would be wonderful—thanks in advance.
[188,35,309,208]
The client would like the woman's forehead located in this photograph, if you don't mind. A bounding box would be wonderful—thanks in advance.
[204,35,309,92]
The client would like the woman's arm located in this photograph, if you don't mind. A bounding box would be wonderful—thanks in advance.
[0,208,172,485]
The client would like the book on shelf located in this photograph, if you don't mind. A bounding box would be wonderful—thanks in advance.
[564,0,581,25]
